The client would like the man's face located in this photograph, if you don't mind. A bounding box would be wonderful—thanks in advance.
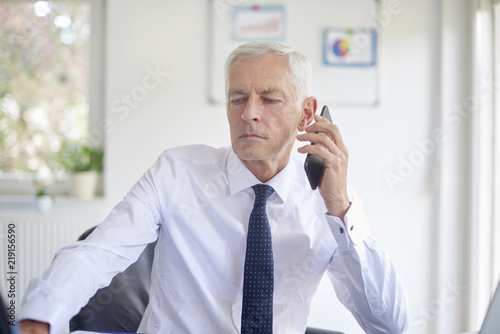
[226,53,305,169]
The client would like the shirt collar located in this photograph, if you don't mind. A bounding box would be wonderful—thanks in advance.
[227,148,294,203]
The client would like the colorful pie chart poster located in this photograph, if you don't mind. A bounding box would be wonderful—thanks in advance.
[323,28,377,66]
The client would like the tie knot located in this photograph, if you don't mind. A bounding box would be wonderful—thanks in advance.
[252,184,274,206]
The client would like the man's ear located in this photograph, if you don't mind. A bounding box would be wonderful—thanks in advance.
[298,96,318,132]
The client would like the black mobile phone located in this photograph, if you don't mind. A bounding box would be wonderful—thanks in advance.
[304,105,332,190]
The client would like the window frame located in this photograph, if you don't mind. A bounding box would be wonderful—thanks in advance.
[469,0,500,328]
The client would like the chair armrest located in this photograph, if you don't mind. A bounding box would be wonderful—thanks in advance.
[305,327,345,334]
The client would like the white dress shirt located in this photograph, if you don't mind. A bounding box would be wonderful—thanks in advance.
[19,145,409,334]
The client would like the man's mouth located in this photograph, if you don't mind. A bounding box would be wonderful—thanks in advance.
[239,133,266,139]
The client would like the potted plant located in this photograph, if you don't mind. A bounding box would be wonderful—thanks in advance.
[92,146,104,196]
[55,140,103,200]
[33,180,54,213]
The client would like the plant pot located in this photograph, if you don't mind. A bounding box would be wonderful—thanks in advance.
[70,171,98,200]
[95,172,103,196]
[36,195,54,213]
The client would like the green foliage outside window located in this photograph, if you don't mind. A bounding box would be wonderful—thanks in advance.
[52,140,103,173]
[0,1,91,176]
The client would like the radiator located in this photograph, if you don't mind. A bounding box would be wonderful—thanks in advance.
[0,198,110,325]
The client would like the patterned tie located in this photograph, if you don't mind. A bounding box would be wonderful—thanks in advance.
[241,184,275,334]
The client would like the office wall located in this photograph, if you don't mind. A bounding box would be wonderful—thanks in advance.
[104,0,471,333]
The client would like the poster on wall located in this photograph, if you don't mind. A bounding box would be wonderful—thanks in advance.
[323,28,377,67]
[231,5,286,41]
[209,0,379,106]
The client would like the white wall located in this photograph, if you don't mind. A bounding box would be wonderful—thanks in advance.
[104,0,472,333]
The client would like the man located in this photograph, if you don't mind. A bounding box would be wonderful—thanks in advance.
[19,41,409,333]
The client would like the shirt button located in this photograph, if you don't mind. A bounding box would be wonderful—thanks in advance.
[339,227,344,234]
[362,266,368,272]
[350,225,354,231]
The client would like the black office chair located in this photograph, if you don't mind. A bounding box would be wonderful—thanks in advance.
[305,329,345,334]
[69,226,156,332]
[70,226,344,334]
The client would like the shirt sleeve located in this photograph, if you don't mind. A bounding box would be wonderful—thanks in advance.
[325,188,410,334]
[17,157,166,334]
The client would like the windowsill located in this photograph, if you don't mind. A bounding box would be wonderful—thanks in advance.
[0,172,104,198]
[0,194,113,217]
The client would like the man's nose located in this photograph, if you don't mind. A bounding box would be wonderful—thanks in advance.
[241,96,262,122]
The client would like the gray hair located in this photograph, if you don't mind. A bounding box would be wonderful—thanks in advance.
[224,41,312,104]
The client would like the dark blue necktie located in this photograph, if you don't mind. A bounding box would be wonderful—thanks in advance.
[241,184,275,334]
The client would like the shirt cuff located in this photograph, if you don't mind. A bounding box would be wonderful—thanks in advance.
[18,279,70,334]
[325,187,371,248]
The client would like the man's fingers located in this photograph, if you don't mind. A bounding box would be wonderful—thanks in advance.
[297,135,345,160]
[297,142,329,156]
[303,121,331,134]
[302,120,348,156]
[328,124,348,155]
[297,131,344,155]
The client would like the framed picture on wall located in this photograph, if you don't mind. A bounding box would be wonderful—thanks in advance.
[209,0,380,106]
[323,28,377,67]
[231,5,286,41]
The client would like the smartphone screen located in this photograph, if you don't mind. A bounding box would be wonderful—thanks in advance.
[304,105,332,190]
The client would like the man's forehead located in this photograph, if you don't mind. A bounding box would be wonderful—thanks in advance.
[229,54,290,76]
[228,56,293,87]
[232,52,287,65]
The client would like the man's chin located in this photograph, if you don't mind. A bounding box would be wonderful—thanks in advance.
[233,146,268,162]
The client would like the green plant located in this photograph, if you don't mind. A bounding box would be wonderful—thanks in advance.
[91,147,104,173]
[33,180,54,199]
[34,182,49,197]
[54,141,103,173]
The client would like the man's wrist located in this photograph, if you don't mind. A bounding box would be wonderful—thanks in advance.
[19,319,50,334]
[326,200,351,220]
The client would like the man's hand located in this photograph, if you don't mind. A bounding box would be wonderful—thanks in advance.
[297,114,350,219]
[19,319,50,334]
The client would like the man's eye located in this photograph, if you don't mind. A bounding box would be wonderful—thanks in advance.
[264,98,278,104]
[231,98,243,104]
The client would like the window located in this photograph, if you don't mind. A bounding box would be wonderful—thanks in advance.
[470,0,500,328]
[0,0,104,194]
[492,0,500,292]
